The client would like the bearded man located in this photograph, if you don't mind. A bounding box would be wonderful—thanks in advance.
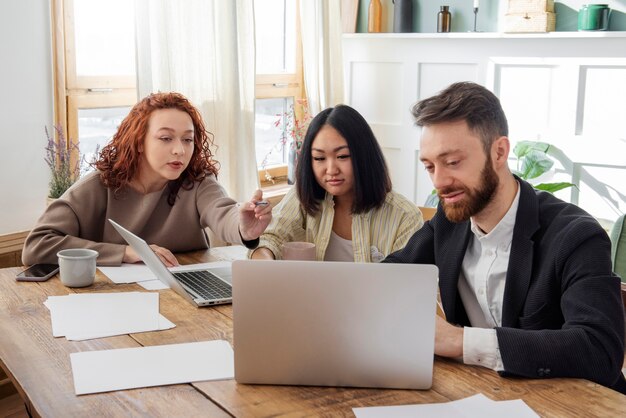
[384,82,626,394]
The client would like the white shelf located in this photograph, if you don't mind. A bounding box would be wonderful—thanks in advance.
[343,31,626,39]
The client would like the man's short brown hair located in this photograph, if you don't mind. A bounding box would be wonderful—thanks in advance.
[411,82,509,154]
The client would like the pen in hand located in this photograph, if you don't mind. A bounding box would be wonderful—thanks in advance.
[236,200,269,209]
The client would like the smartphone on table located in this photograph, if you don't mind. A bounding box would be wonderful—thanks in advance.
[15,264,60,282]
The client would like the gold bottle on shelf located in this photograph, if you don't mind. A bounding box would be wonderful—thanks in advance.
[368,0,382,33]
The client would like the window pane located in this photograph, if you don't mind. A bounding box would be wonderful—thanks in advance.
[73,0,136,77]
[78,107,130,172]
[577,165,626,224]
[581,67,626,138]
[255,97,293,168]
[254,0,296,74]
[498,66,552,141]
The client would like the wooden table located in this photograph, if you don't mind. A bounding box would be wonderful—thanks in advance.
[1,248,624,417]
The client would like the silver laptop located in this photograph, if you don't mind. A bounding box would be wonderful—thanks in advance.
[109,219,232,307]
[232,260,438,390]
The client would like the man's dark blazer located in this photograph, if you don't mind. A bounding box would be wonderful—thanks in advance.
[384,178,626,394]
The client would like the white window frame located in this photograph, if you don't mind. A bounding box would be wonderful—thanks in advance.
[255,1,305,187]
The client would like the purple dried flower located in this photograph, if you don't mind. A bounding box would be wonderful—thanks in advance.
[45,125,81,198]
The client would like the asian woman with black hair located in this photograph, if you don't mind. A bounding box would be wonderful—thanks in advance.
[250,104,423,261]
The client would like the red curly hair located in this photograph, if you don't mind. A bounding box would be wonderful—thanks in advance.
[95,92,219,205]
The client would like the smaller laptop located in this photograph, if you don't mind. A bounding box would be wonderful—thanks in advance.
[109,219,232,307]
[232,260,438,390]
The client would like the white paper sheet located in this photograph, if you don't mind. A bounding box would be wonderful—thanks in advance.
[45,292,166,340]
[208,245,247,261]
[71,340,234,395]
[66,314,175,341]
[48,292,158,337]
[98,264,157,284]
[137,279,170,290]
[353,393,539,418]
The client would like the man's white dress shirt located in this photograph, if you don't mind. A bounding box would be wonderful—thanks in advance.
[459,184,521,370]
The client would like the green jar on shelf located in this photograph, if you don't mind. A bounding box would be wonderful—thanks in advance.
[578,4,611,31]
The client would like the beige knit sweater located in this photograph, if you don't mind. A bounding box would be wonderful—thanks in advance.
[23,171,244,266]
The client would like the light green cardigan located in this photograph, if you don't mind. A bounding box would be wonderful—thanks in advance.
[252,187,424,262]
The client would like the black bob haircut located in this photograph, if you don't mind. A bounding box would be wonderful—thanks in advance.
[296,104,392,216]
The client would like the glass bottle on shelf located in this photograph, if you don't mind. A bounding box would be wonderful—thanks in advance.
[437,5,451,33]
[368,0,382,33]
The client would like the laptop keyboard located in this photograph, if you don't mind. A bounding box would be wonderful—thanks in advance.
[172,270,232,300]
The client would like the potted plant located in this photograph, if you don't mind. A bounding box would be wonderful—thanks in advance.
[45,125,81,201]
[262,99,312,185]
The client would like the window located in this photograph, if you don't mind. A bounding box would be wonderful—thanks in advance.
[495,59,626,224]
[53,0,137,171]
[253,0,304,186]
[255,97,294,169]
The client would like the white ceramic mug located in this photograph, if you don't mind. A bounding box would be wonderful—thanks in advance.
[282,242,316,261]
[57,249,99,288]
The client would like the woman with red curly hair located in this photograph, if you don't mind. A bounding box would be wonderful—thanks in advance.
[23,92,271,267]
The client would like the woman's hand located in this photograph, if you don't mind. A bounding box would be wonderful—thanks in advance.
[123,244,180,267]
[250,247,276,260]
[238,189,272,241]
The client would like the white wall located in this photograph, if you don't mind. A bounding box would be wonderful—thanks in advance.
[0,0,53,234]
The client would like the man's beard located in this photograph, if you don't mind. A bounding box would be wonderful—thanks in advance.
[439,159,499,223]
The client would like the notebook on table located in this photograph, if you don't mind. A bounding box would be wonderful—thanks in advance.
[232,260,439,390]
[109,219,232,307]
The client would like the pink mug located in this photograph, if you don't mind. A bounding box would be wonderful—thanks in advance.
[282,242,316,261]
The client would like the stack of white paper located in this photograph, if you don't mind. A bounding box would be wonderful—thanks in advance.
[71,340,234,395]
[353,393,539,418]
[44,292,175,341]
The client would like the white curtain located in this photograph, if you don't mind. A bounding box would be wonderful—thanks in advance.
[135,0,257,201]
[299,0,344,115]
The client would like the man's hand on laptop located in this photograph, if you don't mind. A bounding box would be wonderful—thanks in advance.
[123,245,180,267]
[238,189,273,241]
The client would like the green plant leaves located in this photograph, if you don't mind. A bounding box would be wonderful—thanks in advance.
[513,140,574,194]
[513,141,551,158]
[519,149,554,180]
[534,182,577,193]
[514,141,554,180]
